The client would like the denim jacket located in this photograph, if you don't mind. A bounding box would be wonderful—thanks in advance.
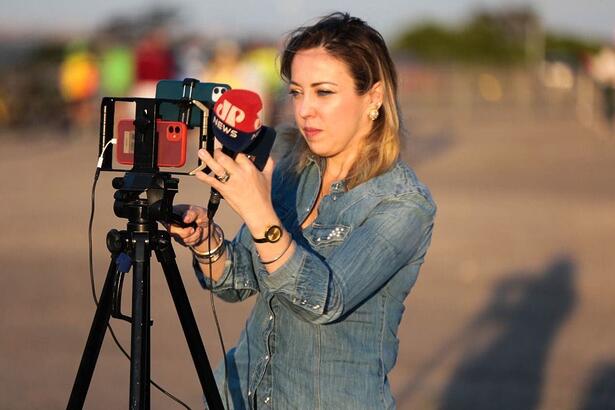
[194,155,436,409]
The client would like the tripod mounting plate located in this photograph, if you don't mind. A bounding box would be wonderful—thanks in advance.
[112,171,189,229]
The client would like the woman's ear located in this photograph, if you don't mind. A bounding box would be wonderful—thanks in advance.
[368,81,384,107]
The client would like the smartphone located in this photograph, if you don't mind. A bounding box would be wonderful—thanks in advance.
[116,119,188,167]
[156,80,230,128]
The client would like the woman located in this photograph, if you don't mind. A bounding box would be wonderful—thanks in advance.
[169,12,436,409]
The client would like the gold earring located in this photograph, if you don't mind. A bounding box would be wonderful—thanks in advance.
[368,108,379,121]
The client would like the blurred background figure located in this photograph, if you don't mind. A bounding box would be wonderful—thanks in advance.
[0,87,9,127]
[174,35,208,81]
[200,40,249,88]
[589,47,615,133]
[201,39,269,119]
[132,27,175,98]
[98,35,134,98]
[242,42,284,123]
[58,40,100,135]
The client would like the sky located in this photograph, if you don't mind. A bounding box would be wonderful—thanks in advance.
[1,0,614,42]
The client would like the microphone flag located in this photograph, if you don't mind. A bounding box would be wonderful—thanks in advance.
[211,89,263,153]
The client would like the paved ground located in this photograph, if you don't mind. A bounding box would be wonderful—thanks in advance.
[1,106,614,409]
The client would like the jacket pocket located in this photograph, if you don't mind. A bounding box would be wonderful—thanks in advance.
[306,223,352,248]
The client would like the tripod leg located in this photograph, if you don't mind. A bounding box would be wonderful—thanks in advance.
[68,257,118,410]
[130,232,151,409]
[154,232,225,410]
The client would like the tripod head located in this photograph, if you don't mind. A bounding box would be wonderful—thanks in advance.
[112,171,183,231]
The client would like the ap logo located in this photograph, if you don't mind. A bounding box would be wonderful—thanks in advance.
[215,100,245,127]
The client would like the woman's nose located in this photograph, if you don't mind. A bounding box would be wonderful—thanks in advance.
[298,96,315,119]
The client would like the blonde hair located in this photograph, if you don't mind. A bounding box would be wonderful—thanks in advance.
[280,12,402,189]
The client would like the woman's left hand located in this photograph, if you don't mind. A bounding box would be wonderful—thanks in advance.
[194,148,277,231]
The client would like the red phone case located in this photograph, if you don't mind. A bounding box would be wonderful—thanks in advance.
[116,119,187,167]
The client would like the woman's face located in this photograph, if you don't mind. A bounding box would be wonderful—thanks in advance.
[289,47,377,163]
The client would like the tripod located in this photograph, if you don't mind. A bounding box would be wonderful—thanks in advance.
[67,172,224,409]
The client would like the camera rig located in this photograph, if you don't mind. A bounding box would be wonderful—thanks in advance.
[68,78,233,410]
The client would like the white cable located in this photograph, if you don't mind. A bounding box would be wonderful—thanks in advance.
[97,138,117,169]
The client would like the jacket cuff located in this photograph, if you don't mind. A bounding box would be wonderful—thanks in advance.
[259,245,329,315]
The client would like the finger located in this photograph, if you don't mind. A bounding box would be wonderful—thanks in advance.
[194,170,226,192]
[214,148,241,175]
[170,204,190,224]
[188,205,208,225]
[235,152,252,167]
[168,223,194,236]
[234,153,259,173]
[262,156,275,179]
[183,227,204,245]
[168,226,198,246]
[167,223,182,235]
[183,208,198,223]
[198,149,228,178]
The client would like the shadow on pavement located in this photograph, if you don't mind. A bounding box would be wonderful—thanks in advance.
[578,361,615,410]
[397,255,577,410]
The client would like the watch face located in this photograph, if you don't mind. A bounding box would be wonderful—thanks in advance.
[266,225,282,242]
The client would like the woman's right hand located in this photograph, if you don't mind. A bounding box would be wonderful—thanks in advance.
[166,204,210,249]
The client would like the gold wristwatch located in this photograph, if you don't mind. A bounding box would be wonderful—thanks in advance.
[252,225,283,243]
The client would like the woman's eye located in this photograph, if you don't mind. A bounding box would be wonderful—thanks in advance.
[317,90,334,96]
[288,89,301,97]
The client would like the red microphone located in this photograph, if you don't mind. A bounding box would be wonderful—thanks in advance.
[211,89,263,153]
[207,89,264,220]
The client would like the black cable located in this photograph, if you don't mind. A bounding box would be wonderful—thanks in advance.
[206,219,231,410]
[89,169,192,410]
[88,169,101,305]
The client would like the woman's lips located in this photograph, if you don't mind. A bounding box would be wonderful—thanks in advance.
[303,127,322,138]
